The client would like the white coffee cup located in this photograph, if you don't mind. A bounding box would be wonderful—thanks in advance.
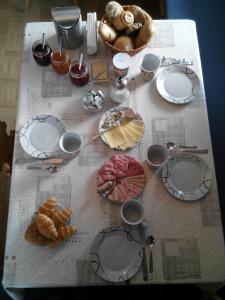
[59,131,83,156]
[141,53,161,81]
[113,52,131,77]
[147,144,169,168]
[120,199,145,226]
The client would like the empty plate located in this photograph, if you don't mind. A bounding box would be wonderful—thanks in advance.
[20,115,66,158]
[90,225,143,282]
[156,65,200,104]
[162,153,213,201]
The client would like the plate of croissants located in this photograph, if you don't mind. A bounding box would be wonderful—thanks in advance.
[25,196,77,248]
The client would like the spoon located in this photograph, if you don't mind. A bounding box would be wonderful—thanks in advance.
[42,33,45,50]
[78,53,83,71]
[146,235,155,276]
[166,142,197,150]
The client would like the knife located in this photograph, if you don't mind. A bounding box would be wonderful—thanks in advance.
[29,157,66,166]
[141,247,149,281]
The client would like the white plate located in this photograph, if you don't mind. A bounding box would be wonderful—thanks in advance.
[20,115,66,158]
[90,225,143,282]
[162,153,213,201]
[156,65,200,104]
[99,106,144,150]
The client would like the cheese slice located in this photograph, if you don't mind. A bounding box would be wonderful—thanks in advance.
[103,126,127,148]
[127,123,144,135]
[128,120,145,130]
[131,119,144,126]
[119,127,137,150]
[123,125,142,141]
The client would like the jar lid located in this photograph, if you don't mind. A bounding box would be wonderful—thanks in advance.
[113,52,131,70]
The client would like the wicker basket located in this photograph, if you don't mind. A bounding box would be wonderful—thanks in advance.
[98,5,153,56]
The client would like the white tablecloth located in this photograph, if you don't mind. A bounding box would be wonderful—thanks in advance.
[2,20,225,298]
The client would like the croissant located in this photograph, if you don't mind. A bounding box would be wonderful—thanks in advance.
[36,213,58,240]
[58,225,77,241]
[24,222,50,246]
[38,196,57,217]
[51,208,72,226]
[48,225,77,247]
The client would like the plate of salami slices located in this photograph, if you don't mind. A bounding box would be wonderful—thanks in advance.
[97,154,145,203]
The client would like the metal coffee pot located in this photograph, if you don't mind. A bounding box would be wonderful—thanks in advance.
[51,6,83,50]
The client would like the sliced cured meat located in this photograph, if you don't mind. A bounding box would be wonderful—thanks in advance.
[126,175,145,181]
[107,186,119,202]
[97,154,145,203]
[123,177,145,189]
[125,175,145,183]
[97,181,113,193]
[117,184,133,202]
[101,174,115,181]
[120,181,142,197]
[97,175,105,186]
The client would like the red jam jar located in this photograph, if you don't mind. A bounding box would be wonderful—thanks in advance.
[32,40,52,66]
[50,49,71,75]
[69,61,89,86]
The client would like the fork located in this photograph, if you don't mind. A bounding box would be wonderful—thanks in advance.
[92,120,121,141]
[161,56,193,67]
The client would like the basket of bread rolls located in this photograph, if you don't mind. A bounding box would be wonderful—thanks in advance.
[98,1,154,56]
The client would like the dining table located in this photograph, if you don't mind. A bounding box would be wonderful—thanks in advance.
[2,19,225,299]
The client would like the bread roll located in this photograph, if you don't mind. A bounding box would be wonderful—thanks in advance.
[98,22,117,43]
[112,11,134,31]
[135,21,153,48]
[125,5,152,24]
[105,1,124,19]
[113,36,134,51]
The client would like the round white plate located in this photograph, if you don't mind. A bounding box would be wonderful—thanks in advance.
[90,225,143,282]
[99,107,144,150]
[162,153,213,201]
[156,65,200,104]
[20,115,66,158]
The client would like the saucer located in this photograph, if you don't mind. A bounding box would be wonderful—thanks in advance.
[20,115,66,158]
[156,65,200,104]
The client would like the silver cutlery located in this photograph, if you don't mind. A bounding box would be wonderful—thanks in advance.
[166,142,197,150]
[29,157,67,165]
[141,247,149,281]
[161,57,193,67]
[146,235,155,278]
[170,148,208,155]
[92,120,121,141]
[27,165,59,173]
